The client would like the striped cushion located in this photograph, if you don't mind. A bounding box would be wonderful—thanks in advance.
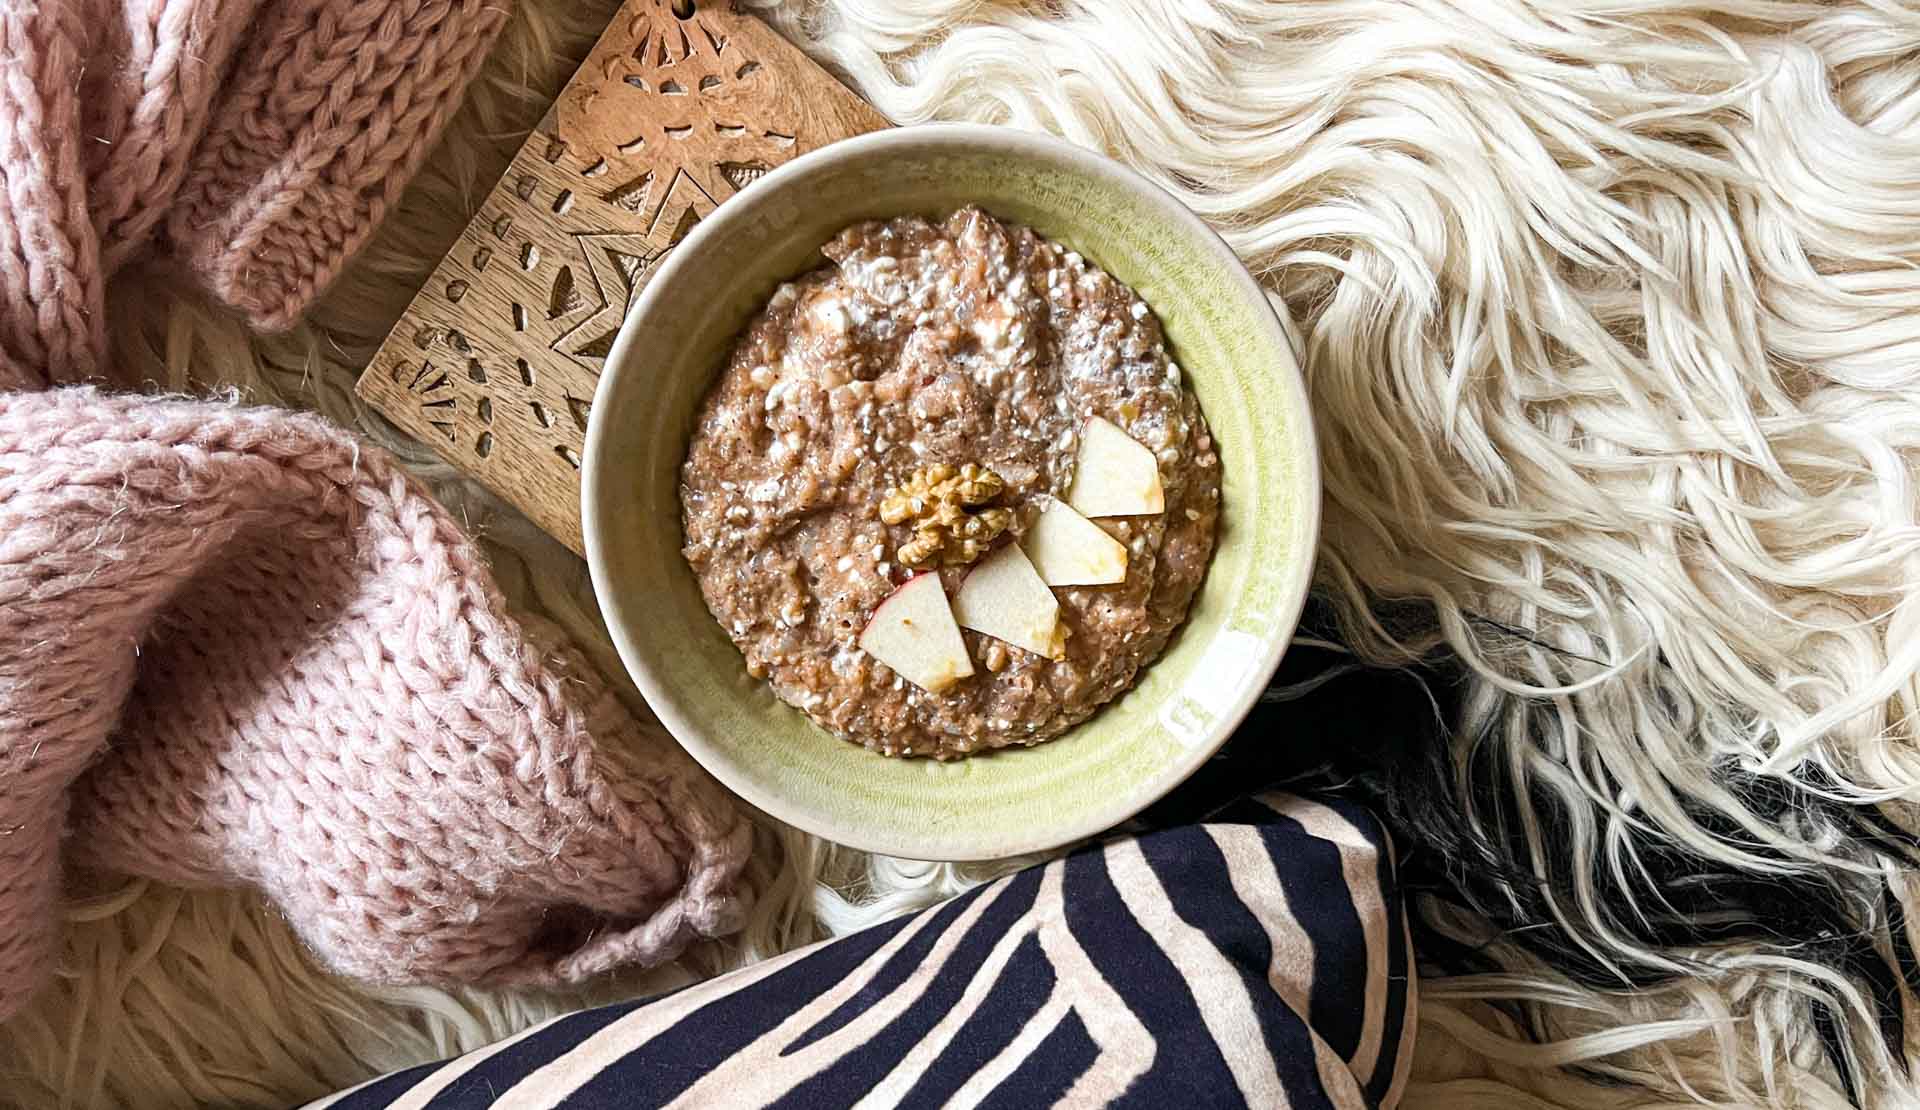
[310,792,1414,1109]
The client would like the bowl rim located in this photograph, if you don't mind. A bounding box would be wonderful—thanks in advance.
[584,122,1321,860]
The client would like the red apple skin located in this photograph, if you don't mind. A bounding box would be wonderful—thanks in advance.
[861,572,930,633]
[856,572,975,693]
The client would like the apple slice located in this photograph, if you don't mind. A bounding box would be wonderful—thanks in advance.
[858,573,975,693]
[952,543,1066,659]
[1067,416,1164,516]
[1025,502,1128,586]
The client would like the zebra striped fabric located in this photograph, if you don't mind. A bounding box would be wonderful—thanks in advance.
[309,792,1414,1109]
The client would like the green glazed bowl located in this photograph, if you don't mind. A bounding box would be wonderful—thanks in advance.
[584,124,1318,861]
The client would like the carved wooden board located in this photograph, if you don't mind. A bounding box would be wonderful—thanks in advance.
[357,0,888,553]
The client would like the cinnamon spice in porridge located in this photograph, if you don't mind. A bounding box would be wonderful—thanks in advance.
[680,207,1221,759]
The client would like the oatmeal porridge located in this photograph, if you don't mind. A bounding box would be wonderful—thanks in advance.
[679,207,1221,759]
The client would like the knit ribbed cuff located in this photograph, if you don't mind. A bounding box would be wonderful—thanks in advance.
[165,0,511,331]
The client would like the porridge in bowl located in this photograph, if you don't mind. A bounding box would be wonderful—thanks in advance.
[679,207,1221,759]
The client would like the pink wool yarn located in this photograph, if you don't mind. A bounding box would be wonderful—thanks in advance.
[0,390,755,1020]
[0,0,758,1023]
[0,0,511,388]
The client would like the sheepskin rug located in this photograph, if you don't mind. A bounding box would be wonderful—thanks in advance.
[5,1,1920,1107]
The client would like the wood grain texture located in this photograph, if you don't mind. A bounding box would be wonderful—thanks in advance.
[356,0,888,553]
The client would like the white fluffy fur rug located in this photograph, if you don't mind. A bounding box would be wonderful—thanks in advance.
[7,1,1920,1107]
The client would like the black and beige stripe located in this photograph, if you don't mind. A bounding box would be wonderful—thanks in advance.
[313,792,1413,1109]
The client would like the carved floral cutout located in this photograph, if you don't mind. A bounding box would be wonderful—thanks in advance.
[355,0,887,552]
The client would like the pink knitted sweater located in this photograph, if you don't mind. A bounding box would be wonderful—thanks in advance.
[0,2,754,1021]
[2,0,510,385]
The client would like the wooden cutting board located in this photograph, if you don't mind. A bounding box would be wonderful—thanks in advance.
[356,0,887,553]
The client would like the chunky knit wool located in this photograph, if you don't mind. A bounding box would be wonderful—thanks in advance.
[0,389,755,1022]
[0,0,755,1022]
[0,0,511,389]
[0,0,757,1039]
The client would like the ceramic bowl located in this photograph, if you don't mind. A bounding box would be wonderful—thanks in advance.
[583,124,1318,861]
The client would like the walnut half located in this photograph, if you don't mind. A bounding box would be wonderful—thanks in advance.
[880,463,1013,569]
